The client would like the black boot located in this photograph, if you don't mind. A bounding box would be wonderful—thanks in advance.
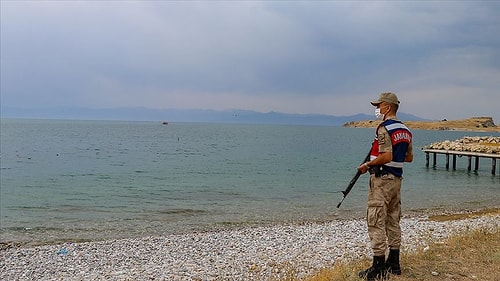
[358,256,388,280]
[386,249,401,275]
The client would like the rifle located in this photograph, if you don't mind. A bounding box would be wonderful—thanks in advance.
[336,148,372,208]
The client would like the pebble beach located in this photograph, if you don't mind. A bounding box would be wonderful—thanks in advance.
[1,214,498,281]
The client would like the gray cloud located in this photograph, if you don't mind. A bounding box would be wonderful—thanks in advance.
[1,1,499,120]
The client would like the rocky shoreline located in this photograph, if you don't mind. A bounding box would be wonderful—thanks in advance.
[343,117,499,132]
[1,212,498,280]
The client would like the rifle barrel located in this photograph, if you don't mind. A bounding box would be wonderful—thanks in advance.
[336,148,371,208]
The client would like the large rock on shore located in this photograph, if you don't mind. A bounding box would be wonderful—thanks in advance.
[424,136,500,154]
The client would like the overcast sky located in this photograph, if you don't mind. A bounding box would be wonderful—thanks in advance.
[1,1,499,121]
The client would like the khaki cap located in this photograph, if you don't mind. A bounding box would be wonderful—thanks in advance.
[371,92,400,106]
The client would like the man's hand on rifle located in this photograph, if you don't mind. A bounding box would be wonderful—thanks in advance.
[357,162,370,174]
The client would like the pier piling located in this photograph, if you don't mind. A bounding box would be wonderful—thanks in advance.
[423,149,499,175]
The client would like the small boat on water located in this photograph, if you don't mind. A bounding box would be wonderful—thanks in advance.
[162,121,169,125]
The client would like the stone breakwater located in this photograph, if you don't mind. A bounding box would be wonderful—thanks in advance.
[425,136,500,154]
[1,215,498,281]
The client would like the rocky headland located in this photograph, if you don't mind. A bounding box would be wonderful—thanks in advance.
[343,117,499,132]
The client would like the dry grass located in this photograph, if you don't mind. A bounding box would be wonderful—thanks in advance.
[427,208,500,222]
[302,228,499,281]
[272,210,500,281]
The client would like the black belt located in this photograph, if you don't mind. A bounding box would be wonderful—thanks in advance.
[368,166,389,177]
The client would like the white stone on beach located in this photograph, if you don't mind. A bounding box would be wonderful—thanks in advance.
[1,215,498,280]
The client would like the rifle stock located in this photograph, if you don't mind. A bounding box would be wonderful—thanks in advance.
[336,149,372,208]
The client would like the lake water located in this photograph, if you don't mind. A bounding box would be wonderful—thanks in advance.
[1,119,499,244]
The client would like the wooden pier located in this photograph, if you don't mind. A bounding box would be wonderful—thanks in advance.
[422,149,499,175]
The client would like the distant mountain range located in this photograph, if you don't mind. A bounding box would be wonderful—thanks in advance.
[0,107,426,126]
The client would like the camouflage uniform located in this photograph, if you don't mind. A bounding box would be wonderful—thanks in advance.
[367,123,413,256]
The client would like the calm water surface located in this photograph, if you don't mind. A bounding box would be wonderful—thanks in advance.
[1,119,499,244]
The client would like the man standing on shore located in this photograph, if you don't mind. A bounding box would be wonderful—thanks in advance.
[357,92,413,280]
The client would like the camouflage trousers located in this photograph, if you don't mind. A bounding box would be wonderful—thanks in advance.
[367,173,402,256]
